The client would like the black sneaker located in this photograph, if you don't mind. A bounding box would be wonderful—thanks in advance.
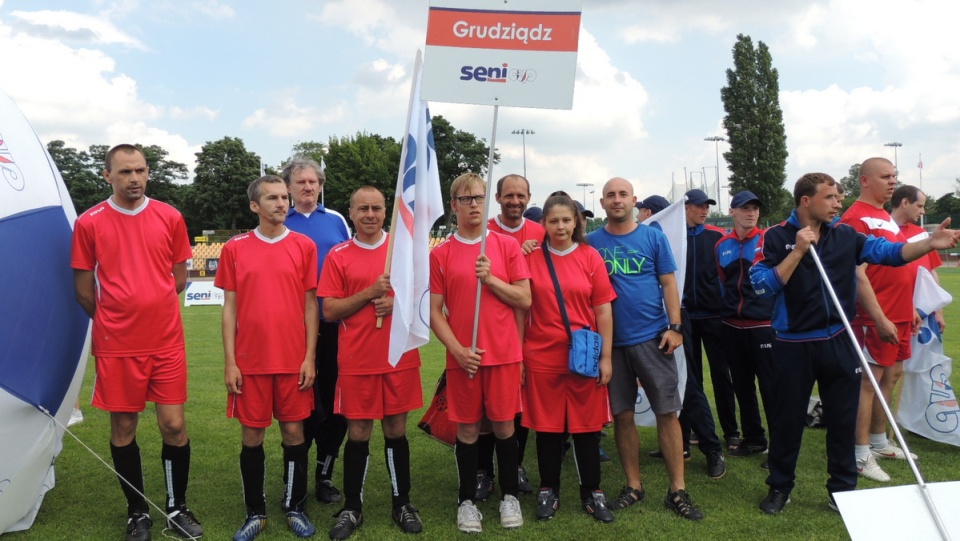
[126,512,153,541]
[664,489,704,521]
[706,449,726,479]
[535,488,559,520]
[316,479,343,504]
[582,490,614,524]
[760,460,770,470]
[729,443,768,457]
[726,436,742,451]
[608,485,645,511]
[827,493,839,513]
[647,449,691,461]
[330,509,363,540]
[517,465,534,494]
[392,503,423,534]
[167,506,203,539]
[759,489,791,515]
[475,471,495,502]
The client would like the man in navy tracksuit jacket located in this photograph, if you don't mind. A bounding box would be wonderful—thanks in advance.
[749,173,960,515]
[715,191,775,457]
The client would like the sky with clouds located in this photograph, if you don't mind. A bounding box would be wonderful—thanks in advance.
[2,0,957,214]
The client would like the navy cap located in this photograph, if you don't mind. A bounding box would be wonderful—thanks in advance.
[574,201,594,219]
[522,206,542,222]
[685,189,716,206]
[730,190,762,209]
[636,195,670,214]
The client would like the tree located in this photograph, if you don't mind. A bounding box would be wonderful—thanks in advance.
[839,163,861,199]
[140,144,189,207]
[47,140,108,213]
[431,115,498,226]
[720,34,790,220]
[185,137,261,234]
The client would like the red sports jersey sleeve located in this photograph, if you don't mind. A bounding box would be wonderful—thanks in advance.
[215,229,318,375]
[317,234,420,375]
[487,217,546,245]
[523,244,617,373]
[900,222,943,270]
[429,232,531,369]
[70,198,191,356]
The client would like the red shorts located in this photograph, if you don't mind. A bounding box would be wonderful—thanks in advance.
[92,349,187,412]
[446,363,522,424]
[522,370,612,433]
[855,322,912,367]
[227,374,314,428]
[334,368,423,419]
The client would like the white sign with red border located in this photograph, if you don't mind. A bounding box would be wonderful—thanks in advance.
[422,0,582,110]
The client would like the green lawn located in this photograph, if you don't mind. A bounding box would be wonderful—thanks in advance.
[9,269,960,540]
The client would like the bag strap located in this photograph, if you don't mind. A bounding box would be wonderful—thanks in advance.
[542,244,573,341]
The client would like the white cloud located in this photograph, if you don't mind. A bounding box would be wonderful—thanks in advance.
[169,106,219,121]
[9,9,146,49]
[192,0,235,19]
[313,0,426,55]
[242,89,349,138]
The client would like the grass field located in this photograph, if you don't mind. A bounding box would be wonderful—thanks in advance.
[9,269,960,540]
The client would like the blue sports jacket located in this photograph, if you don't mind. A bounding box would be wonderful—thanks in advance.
[716,227,774,324]
[684,223,726,317]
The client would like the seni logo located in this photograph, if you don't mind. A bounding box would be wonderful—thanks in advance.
[460,63,537,84]
[186,291,212,301]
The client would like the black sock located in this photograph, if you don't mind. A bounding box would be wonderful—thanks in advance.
[384,436,411,509]
[316,453,337,484]
[455,438,479,504]
[476,432,496,477]
[495,434,520,498]
[111,439,147,516]
[514,415,529,464]
[282,442,310,511]
[161,440,191,512]
[342,440,369,513]
[535,432,564,495]
[572,432,602,500]
[240,444,266,515]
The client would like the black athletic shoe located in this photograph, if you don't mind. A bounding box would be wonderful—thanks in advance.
[647,449,691,461]
[608,485,645,511]
[392,504,423,534]
[759,489,791,515]
[167,506,203,539]
[535,488,559,520]
[760,460,770,470]
[126,512,153,541]
[517,466,534,494]
[729,443,768,457]
[582,490,614,524]
[475,471,495,502]
[316,479,343,504]
[706,449,726,479]
[827,493,840,513]
[664,489,704,521]
[329,509,362,540]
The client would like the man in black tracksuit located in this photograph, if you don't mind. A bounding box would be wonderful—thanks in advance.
[750,172,960,514]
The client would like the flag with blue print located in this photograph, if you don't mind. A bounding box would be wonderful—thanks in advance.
[389,50,443,367]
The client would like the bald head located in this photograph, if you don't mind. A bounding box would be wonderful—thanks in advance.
[599,177,636,225]
[860,157,893,178]
[858,157,897,206]
[602,177,634,198]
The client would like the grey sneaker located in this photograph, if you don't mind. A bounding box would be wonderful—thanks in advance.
[166,507,203,539]
[499,495,523,529]
[457,500,483,534]
[517,465,533,494]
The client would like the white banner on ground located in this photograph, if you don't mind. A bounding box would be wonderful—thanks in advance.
[422,0,582,109]
[183,281,224,306]
[834,482,960,539]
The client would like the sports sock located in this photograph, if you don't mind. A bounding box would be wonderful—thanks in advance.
[869,433,889,449]
[495,434,520,498]
[111,439,147,516]
[239,444,266,515]
[283,441,309,511]
[342,439,369,513]
[455,438,479,504]
[514,415,529,464]
[161,440,191,512]
[316,453,337,482]
[535,432,563,495]
[572,432,602,500]
[476,432,496,478]
[384,435,411,509]
[855,444,871,462]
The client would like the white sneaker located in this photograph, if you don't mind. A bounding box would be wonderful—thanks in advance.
[457,500,482,534]
[857,454,891,482]
[67,408,84,427]
[871,442,918,461]
[499,494,523,529]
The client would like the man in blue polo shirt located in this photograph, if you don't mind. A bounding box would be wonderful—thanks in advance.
[282,157,351,505]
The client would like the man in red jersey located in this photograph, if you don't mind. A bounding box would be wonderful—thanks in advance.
[430,173,531,533]
[891,185,945,331]
[217,176,319,541]
[840,157,918,483]
[318,186,423,540]
[72,144,202,541]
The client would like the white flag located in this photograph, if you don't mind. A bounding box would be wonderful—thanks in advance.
[388,50,444,367]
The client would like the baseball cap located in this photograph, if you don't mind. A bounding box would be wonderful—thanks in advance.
[636,195,670,214]
[522,206,542,222]
[574,201,594,219]
[685,189,716,206]
[730,190,762,209]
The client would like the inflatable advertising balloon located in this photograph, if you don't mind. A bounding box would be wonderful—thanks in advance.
[0,90,90,533]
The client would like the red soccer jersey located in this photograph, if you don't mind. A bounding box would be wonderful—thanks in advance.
[900,222,943,271]
[71,198,192,356]
[317,233,421,375]
[215,228,318,375]
[429,231,531,369]
[487,216,546,246]
[840,201,914,324]
[523,243,617,374]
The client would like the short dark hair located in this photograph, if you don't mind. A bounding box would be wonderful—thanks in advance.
[281,156,325,185]
[793,172,835,207]
[105,144,145,172]
[496,174,530,196]
[248,175,285,203]
[892,185,922,208]
[541,191,586,246]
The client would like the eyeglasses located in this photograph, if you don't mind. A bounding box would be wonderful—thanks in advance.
[456,195,486,205]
